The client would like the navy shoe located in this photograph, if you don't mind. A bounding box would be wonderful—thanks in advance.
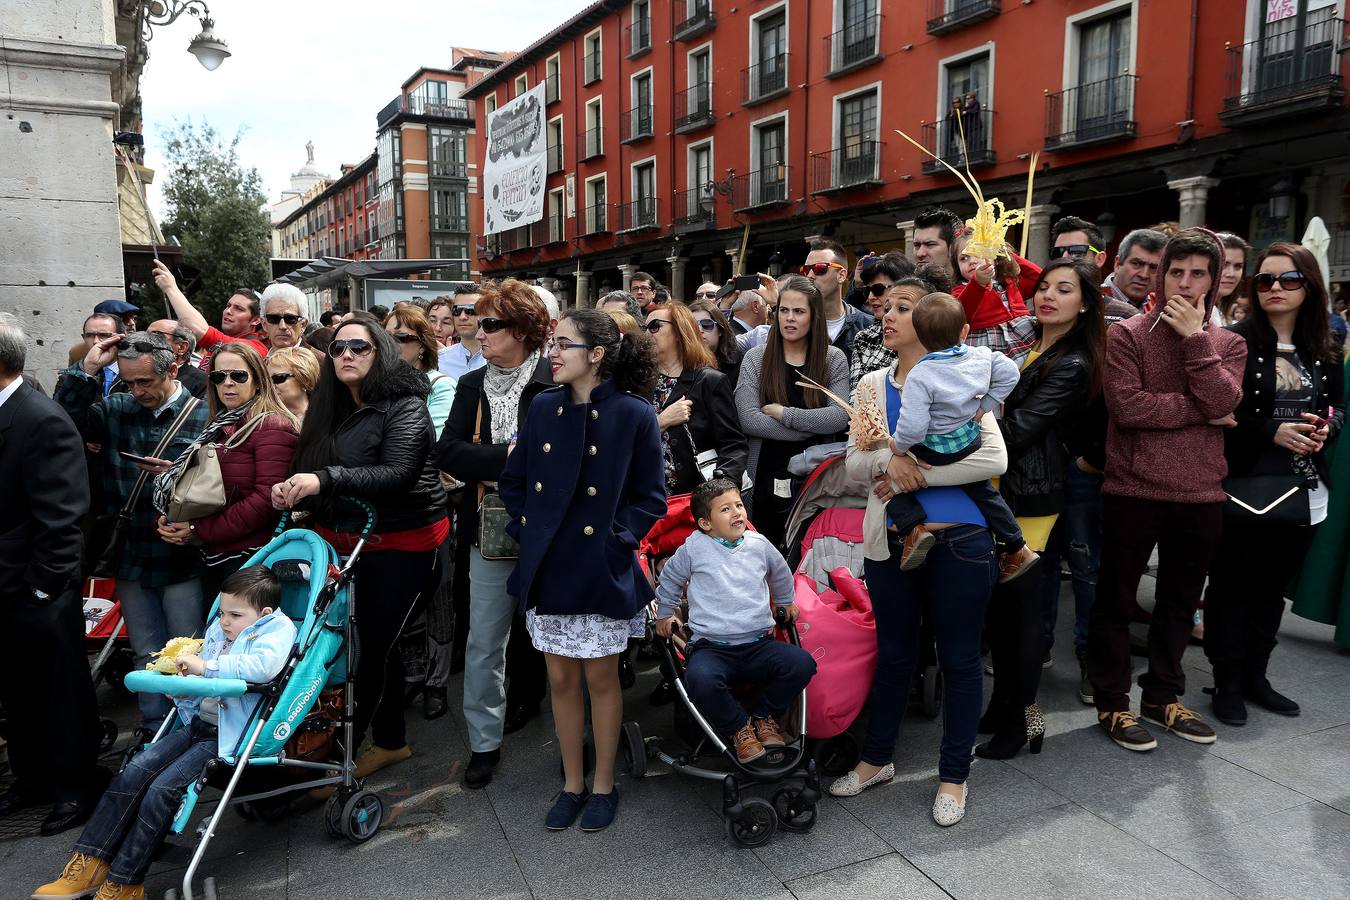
[579,787,620,832]
[545,790,590,831]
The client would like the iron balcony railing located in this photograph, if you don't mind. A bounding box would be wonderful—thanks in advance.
[431,214,469,232]
[430,158,468,178]
[546,73,560,105]
[621,106,654,143]
[617,197,660,232]
[673,1,715,42]
[920,109,996,173]
[731,165,791,210]
[548,211,566,244]
[1044,74,1138,150]
[584,50,602,85]
[376,95,475,128]
[742,54,789,104]
[810,141,883,193]
[672,185,716,228]
[627,17,652,57]
[547,142,564,174]
[579,126,605,160]
[497,228,521,254]
[926,0,1000,36]
[825,14,881,77]
[1222,18,1346,121]
[582,202,610,236]
[530,219,548,247]
[675,82,714,131]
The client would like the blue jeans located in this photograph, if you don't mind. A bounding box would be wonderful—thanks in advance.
[861,525,997,783]
[74,718,217,885]
[116,579,205,727]
[1038,462,1102,659]
[684,637,817,738]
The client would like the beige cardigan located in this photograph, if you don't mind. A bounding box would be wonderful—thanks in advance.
[845,367,1009,562]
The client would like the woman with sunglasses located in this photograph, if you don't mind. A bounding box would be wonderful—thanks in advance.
[734,275,850,548]
[1205,243,1344,727]
[688,298,743,389]
[265,346,320,423]
[153,343,299,604]
[645,303,747,495]
[273,319,449,784]
[847,254,926,390]
[499,308,665,832]
[437,280,554,789]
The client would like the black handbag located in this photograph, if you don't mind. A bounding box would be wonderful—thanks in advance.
[1222,473,1310,526]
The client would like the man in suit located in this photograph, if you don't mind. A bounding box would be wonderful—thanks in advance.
[0,312,104,835]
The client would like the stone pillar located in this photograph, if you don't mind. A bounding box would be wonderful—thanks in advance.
[1025,204,1061,266]
[618,263,638,292]
[666,256,688,300]
[724,247,742,277]
[574,269,593,308]
[896,220,916,260]
[1167,176,1218,229]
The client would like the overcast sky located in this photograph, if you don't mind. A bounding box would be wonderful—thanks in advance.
[140,0,576,219]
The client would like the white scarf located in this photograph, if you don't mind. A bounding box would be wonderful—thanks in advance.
[483,350,541,444]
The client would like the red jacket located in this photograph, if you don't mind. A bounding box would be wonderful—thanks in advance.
[954,253,1040,330]
[191,414,299,553]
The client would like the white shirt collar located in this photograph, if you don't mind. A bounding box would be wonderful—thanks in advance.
[151,382,185,415]
[0,376,22,410]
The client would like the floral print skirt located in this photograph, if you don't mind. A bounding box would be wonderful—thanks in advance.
[525,608,646,659]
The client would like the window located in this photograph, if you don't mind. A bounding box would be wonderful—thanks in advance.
[585,175,608,233]
[548,188,566,242]
[584,29,603,84]
[943,53,990,157]
[432,236,469,279]
[1241,0,1340,106]
[584,98,604,158]
[514,74,528,97]
[687,141,713,220]
[830,0,880,74]
[837,88,879,181]
[546,54,561,104]
[631,0,652,55]
[633,160,656,228]
[1074,11,1132,135]
[752,118,788,205]
[430,127,467,177]
[627,71,653,140]
[432,187,468,231]
[411,79,448,115]
[547,117,564,173]
[751,8,788,99]
[485,94,498,116]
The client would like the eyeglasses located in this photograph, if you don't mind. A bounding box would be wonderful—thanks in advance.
[694,318,717,332]
[800,262,846,277]
[1253,271,1307,293]
[644,320,671,333]
[478,316,511,334]
[546,338,595,353]
[209,369,251,385]
[452,305,477,317]
[270,372,294,385]
[866,283,892,298]
[631,284,655,293]
[83,331,117,341]
[331,339,374,357]
[264,313,302,325]
[1049,244,1102,260]
[390,333,421,344]
[695,290,719,299]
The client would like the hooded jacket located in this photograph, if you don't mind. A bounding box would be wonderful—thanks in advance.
[1102,247,1247,504]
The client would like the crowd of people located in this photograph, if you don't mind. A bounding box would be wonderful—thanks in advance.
[4,207,1350,898]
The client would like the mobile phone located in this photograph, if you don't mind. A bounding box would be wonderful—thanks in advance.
[733,274,761,291]
[118,451,153,464]
[861,256,879,271]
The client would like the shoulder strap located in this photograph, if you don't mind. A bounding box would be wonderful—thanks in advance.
[472,395,484,446]
[222,411,266,449]
[119,395,201,518]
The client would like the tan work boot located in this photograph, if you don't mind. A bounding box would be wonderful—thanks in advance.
[754,716,786,748]
[899,525,936,571]
[732,723,766,764]
[354,744,412,778]
[91,883,144,900]
[32,852,108,899]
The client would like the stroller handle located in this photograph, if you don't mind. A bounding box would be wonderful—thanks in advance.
[274,495,378,539]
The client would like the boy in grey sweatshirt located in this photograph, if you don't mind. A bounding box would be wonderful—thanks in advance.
[655,479,816,764]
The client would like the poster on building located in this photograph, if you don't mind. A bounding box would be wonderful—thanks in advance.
[482,82,547,235]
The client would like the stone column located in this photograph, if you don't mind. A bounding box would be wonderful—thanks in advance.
[1025,204,1061,266]
[666,256,688,300]
[574,269,593,308]
[895,220,916,260]
[724,247,742,277]
[1167,176,1218,229]
[618,263,638,292]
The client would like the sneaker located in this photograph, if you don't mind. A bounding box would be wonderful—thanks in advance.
[1077,663,1094,706]
[753,716,786,749]
[578,788,619,832]
[998,546,1040,583]
[733,723,766,764]
[463,748,501,789]
[1098,710,1158,752]
[32,852,108,899]
[91,884,143,900]
[1140,701,1216,744]
[899,526,936,571]
[353,744,412,779]
[545,790,590,831]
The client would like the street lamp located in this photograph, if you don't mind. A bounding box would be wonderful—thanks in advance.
[143,1,231,71]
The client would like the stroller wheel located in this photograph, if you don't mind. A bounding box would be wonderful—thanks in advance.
[340,790,383,843]
[621,721,646,778]
[322,789,350,838]
[98,719,118,753]
[772,787,819,834]
[726,798,777,848]
[813,734,860,778]
[921,665,942,718]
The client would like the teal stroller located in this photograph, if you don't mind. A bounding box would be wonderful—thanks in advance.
[123,502,381,900]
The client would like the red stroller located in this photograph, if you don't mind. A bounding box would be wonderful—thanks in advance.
[84,576,131,752]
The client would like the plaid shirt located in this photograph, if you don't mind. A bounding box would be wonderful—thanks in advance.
[59,367,210,587]
[968,315,1039,366]
[849,323,898,390]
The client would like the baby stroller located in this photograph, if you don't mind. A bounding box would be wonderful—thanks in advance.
[122,500,380,900]
[84,576,132,752]
[628,494,821,848]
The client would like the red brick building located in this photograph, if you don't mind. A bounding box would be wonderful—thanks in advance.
[464,0,1350,303]
[296,153,380,262]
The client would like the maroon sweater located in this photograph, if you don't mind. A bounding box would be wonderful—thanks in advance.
[191,414,299,553]
[1103,296,1247,504]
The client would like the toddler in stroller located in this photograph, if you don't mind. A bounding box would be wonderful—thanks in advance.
[35,565,294,900]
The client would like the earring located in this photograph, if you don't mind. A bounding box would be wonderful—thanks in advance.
[1079,307,1087,314]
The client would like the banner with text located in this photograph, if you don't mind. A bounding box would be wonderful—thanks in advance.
[482,82,547,235]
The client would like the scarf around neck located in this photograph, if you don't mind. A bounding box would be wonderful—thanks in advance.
[483,350,541,444]
[152,399,257,517]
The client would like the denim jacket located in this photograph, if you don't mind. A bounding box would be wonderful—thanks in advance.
[174,610,296,751]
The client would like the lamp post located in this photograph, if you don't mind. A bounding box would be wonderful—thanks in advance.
[143,0,231,70]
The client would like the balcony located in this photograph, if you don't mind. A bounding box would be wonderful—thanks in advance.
[497,228,521,254]
[1221,18,1346,126]
[742,54,789,105]
[927,0,999,36]
[617,197,660,233]
[731,165,791,211]
[825,14,881,77]
[582,202,610,236]
[477,235,500,258]
[431,214,469,232]
[621,106,654,143]
[547,142,564,174]
[546,73,560,105]
[673,1,715,42]
[579,126,605,161]
[675,83,714,133]
[920,109,996,173]
[1044,74,1138,151]
[810,141,883,194]
[583,50,601,85]
[548,212,567,244]
[376,95,474,128]
[430,158,468,179]
[672,185,717,230]
[627,18,652,58]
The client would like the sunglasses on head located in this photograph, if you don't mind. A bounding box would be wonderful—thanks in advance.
[390,332,421,344]
[1253,271,1307,292]
[264,313,302,325]
[331,338,374,357]
[208,369,250,385]
[478,316,511,334]
[270,372,293,385]
[800,262,846,277]
[126,340,165,354]
[1049,244,1102,260]
[694,318,717,331]
[452,305,477,317]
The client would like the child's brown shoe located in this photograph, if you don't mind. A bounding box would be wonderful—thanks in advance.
[733,723,766,764]
[754,716,786,748]
[899,525,936,571]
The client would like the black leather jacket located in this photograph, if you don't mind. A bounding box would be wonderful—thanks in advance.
[657,366,748,495]
[999,344,1095,517]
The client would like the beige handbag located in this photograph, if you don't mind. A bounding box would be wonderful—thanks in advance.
[167,415,264,522]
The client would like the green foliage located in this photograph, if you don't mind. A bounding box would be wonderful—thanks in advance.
[158,120,271,326]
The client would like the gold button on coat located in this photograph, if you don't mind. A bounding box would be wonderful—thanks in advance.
[520,516,527,524]
[534,482,542,492]
[588,445,597,455]
[543,443,551,452]
[591,410,598,419]
[587,486,597,496]
[583,526,594,536]
[556,406,563,416]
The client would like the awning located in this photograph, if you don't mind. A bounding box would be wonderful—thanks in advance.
[278,257,465,290]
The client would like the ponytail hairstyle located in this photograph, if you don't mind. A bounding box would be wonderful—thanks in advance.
[560,307,659,396]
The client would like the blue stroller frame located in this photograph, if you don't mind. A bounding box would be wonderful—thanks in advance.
[123,503,379,900]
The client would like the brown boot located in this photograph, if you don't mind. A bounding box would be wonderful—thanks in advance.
[998,546,1040,583]
[899,525,936,571]
[32,852,108,899]
[732,722,766,764]
[353,744,412,778]
[91,882,144,900]
[754,716,786,748]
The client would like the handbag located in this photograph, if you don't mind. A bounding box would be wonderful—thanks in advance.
[166,414,264,522]
[1222,473,1311,526]
[472,398,520,560]
[92,396,202,578]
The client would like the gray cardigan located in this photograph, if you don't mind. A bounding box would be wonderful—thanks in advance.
[735,343,851,485]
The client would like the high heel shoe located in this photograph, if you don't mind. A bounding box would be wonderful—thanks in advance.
[974,704,1045,759]
[1026,703,1045,754]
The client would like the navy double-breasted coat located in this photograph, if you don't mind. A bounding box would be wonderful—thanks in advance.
[499,379,667,620]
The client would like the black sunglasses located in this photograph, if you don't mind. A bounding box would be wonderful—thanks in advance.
[1049,244,1101,260]
[1253,271,1306,292]
[390,332,421,343]
[644,320,671,333]
[331,339,374,357]
[127,340,166,354]
[452,305,478,317]
[270,372,293,385]
[866,283,891,297]
[694,318,718,331]
[209,369,251,385]
[478,316,511,334]
[264,313,302,325]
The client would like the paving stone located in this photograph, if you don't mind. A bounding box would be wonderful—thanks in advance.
[749,797,891,883]
[786,852,948,899]
[1208,724,1350,813]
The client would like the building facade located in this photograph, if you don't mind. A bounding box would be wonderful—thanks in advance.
[464,0,1350,304]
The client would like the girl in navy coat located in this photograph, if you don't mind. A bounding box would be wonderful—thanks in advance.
[499,308,665,832]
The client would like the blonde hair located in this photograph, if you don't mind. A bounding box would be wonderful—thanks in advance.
[266,346,321,395]
[605,308,641,336]
[209,343,300,429]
